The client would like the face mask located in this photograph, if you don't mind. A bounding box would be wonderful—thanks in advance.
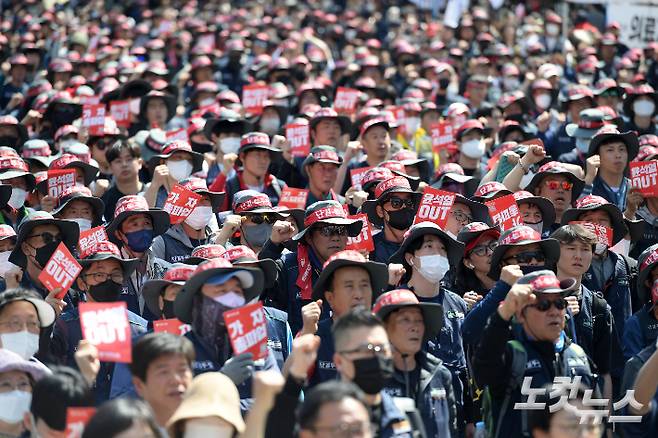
[525,221,544,234]
[167,160,193,180]
[0,330,40,359]
[352,355,394,394]
[438,78,450,89]
[520,171,535,189]
[0,390,32,424]
[260,117,281,133]
[594,242,607,255]
[213,291,246,308]
[405,117,421,135]
[220,137,241,154]
[191,140,213,154]
[183,422,234,438]
[520,265,545,275]
[546,23,560,36]
[610,238,630,257]
[34,239,62,268]
[87,279,122,302]
[72,218,92,233]
[460,138,486,159]
[124,229,154,253]
[503,77,520,91]
[0,136,18,149]
[185,206,213,230]
[386,208,415,231]
[633,99,656,117]
[415,254,450,282]
[242,223,273,248]
[8,188,27,209]
[534,94,552,110]
[575,137,590,153]
[162,299,175,319]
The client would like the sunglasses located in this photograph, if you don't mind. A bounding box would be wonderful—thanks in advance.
[471,241,497,257]
[384,196,416,210]
[505,250,546,264]
[247,214,278,225]
[27,232,62,244]
[317,225,348,237]
[545,181,573,191]
[531,297,568,312]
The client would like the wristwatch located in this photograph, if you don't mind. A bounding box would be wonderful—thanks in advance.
[517,161,530,174]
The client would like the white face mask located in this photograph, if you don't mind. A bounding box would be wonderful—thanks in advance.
[415,254,450,282]
[260,117,281,133]
[72,218,92,233]
[0,330,40,359]
[503,77,520,91]
[167,160,193,180]
[8,188,27,210]
[534,94,552,110]
[0,390,32,424]
[460,138,486,159]
[579,74,594,85]
[575,137,590,153]
[219,137,241,154]
[0,250,17,278]
[610,238,630,257]
[520,171,535,189]
[213,291,246,308]
[183,421,234,438]
[633,99,656,117]
[405,117,421,135]
[595,242,607,256]
[185,206,214,230]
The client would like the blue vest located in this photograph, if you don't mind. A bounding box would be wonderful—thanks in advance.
[263,306,293,371]
[309,318,337,387]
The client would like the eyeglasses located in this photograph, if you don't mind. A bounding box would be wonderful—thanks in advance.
[384,196,416,210]
[531,297,568,311]
[0,318,40,333]
[505,250,546,264]
[311,422,372,437]
[27,232,62,244]
[83,272,124,284]
[545,181,573,191]
[339,342,392,357]
[471,241,497,257]
[247,214,278,225]
[451,210,473,224]
[316,225,348,237]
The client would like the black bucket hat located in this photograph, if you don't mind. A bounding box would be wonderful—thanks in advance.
[587,125,639,161]
[513,191,556,232]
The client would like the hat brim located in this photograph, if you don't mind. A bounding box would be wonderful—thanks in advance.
[9,218,80,268]
[454,195,493,225]
[440,173,474,184]
[516,196,556,233]
[457,225,501,246]
[106,209,171,242]
[143,279,183,318]
[523,170,585,198]
[623,92,658,118]
[78,254,138,278]
[587,131,639,161]
[376,301,444,340]
[488,237,560,279]
[60,162,99,186]
[0,171,36,190]
[560,204,627,245]
[390,224,464,272]
[203,119,252,140]
[147,150,205,175]
[193,190,225,212]
[312,258,389,302]
[52,194,105,226]
[310,115,352,134]
[362,191,423,227]
[565,123,599,139]
[139,94,176,123]
[174,266,264,323]
[233,258,279,290]
[292,218,362,241]
[532,277,578,297]
[0,353,50,380]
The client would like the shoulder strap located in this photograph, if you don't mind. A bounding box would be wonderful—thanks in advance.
[270,176,282,197]
[492,340,527,438]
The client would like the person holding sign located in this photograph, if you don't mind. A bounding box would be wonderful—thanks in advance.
[299,250,387,387]
[172,258,280,407]
[48,153,99,188]
[362,176,422,264]
[51,186,105,232]
[105,196,171,320]
[49,241,146,402]
[151,177,223,264]
[301,146,344,207]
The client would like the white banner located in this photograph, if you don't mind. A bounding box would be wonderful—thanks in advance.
[607,3,658,49]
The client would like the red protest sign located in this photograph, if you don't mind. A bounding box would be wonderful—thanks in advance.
[346,213,374,252]
[430,122,455,155]
[630,160,658,197]
[38,242,82,299]
[451,114,467,131]
[285,123,311,157]
[223,301,268,361]
[82,104,105,136]
[166,128,189,143]
[153,318,191,336]
[350,166,373,191]
[334,87,360,115]
[485,194,523,231]
[78,226,109,258]
[278,187,308,209]
[47,169,76,198]
[413,186,456,228]
[242,84,270,115]
[65,407,96,438]
[79,302,131,363]
[109,100,131,127]
[569,221,613,246]
[163,184,203,224]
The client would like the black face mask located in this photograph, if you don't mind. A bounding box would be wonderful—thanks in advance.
[87,279,122,302]
[438,78,450,89]
[0,136,18,149]
[386,208,416,230]
[34,240,62,268]
[162,299,176,319]
[520,265,546,275]
[352,355,394,394]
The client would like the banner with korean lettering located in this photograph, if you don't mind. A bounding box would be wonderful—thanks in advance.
[242,84,270,115]
[413,186,456,229]
[346,213,375,252]
[79,302,131,363]
[334,87,360,115]
[607,2,658,49]
[485,194,523,231]
[630,160,658,197]
[38,242,82,299]
[430,122,455,155]
[110,100,131,127]
[78,226,109,258]
[223,302,268,361]
[65,407,96,438]
[153,318,191,336]
[569,221,614,247]
[82,104,105,136]
[278,187,308,209]
[285,123,311,157]
[350,166,373,191]
[47,169,77,198]
[163,184,203,224]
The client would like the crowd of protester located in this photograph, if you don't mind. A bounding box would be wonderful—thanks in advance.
[0,0,657,437]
